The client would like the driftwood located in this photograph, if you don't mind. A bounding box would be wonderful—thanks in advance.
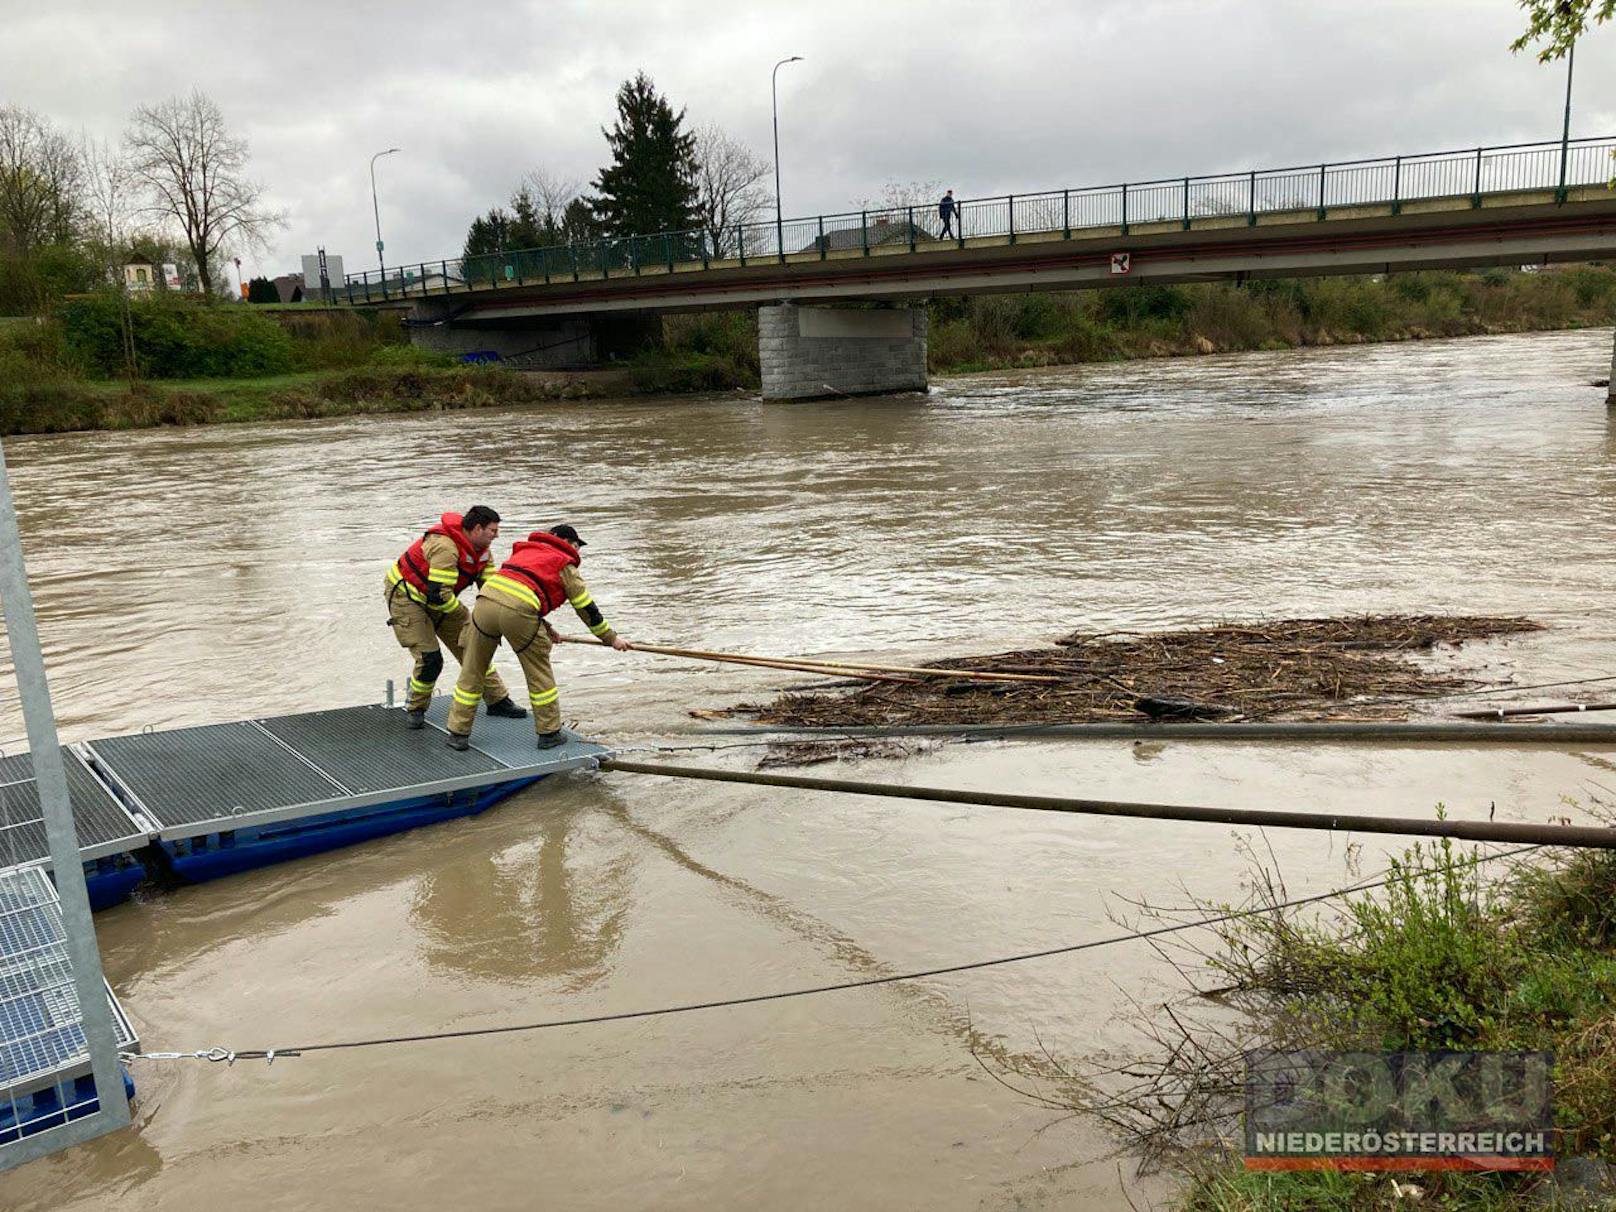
[720,615,1543,728]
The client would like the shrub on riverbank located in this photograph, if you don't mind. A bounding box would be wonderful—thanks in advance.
[1031,832,1616,1210]
[60,291,299,378]
[924,267,1616,374]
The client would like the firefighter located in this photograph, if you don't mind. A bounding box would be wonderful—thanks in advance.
[384,505,528,728]
[445,523,630,750]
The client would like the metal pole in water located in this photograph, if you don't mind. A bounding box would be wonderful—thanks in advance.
[0,438,131,1161]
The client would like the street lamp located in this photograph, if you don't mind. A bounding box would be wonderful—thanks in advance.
[370,147,400,283]
[1557,33,1576,200]
[772,57,802,255]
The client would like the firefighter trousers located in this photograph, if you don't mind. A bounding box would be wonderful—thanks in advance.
[384,577,511,712]
[446,594,560,736]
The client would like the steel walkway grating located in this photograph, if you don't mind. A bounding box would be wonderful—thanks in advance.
[0,867,136,1098]
[258,705,504,793]
[0,754,149,868]
[89,723,345,830]
[422,698,609,770]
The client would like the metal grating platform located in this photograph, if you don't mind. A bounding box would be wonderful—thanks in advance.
[88,722,345,831]
[422,697,608,769]
[0,754,149,868]
[258,705,504,793]
[0,866,136,1100]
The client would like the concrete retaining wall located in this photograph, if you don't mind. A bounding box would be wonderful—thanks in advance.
[759,304,927,401]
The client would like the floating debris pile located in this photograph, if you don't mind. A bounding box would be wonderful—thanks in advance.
[723,615,1543,728]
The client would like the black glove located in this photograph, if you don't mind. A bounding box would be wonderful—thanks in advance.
[427,584,450,608]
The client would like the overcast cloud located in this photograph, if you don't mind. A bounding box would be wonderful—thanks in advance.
[2,0,1613,278]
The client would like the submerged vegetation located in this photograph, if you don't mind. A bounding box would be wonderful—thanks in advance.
[998,834,1616,1209]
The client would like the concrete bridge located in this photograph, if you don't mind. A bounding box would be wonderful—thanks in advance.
[339,137,1616,401]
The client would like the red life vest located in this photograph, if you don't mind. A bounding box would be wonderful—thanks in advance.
[395,512,493,597]
[486,531,580,615]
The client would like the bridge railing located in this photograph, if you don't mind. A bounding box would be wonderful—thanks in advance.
[340,135,1616,304]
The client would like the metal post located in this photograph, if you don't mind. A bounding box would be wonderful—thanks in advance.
[1558,39,1576,202]
[1007,194,1015,244]
[908,205,915,252]
[1248,170,1257,225]
[0,439,131,1154]
[666,232,674,273]
[1062,189,1070,239]
[1120,183,1128,235]
[570,243,579,282]
[817,215,825,260]
[441,260,450,296]
[1473,147,1484,208]
[1391,155,1402,215]
[1182,177,1190,229]
[772,56,803,266]
[860,210,868,256]
[370,147,400,283]
[1317,162,1327,220]
[739,225,747,267]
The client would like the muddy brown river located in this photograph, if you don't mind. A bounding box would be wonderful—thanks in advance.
[1,329,1614,1210]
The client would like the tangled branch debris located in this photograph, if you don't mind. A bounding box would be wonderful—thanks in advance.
[723,615,1543,728]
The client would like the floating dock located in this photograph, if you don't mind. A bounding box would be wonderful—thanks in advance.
[0,699,609,1146]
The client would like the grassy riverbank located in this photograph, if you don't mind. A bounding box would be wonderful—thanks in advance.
[0,267,1610,435]
[1054,835,1616,1210]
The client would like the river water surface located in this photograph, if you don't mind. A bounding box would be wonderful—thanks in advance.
[1,329,1614,1209]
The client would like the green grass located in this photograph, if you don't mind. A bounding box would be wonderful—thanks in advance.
[1146,835,1616,1209]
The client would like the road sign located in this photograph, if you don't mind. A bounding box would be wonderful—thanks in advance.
[1110,252,1132,275]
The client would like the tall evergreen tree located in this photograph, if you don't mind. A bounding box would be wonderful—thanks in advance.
[588,72,699,238]
[461,207,511,261]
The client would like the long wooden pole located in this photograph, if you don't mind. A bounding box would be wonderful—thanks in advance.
[554,635,1064,684]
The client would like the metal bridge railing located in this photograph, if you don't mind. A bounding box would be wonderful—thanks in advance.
[340,135,1616,304]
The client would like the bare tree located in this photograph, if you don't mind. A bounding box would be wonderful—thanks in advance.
[80,134,138,376]
[693,122,771,256]
[0,105,82,254]
[125,89,281,296]
[522,167,581,233]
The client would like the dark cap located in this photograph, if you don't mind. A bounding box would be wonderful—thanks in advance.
[548,524,586,547]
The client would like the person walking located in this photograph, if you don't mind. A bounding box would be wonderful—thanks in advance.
[939,189,958,240]
[384,506,527,729]
[445,524,631,751]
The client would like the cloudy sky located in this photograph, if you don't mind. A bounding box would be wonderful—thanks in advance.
[3,0,1614,279]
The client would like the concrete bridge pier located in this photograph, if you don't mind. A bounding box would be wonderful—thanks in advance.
[759,304,928,401]
[1609,327,1615,405]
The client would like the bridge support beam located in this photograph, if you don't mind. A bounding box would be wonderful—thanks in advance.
[759,304,927,401]
[405,301,659,368]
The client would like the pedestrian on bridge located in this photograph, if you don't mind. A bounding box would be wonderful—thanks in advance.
[939,189,957,240]
[445,524,632,751]
[385,506,528,729]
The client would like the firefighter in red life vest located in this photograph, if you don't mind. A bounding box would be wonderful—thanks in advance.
[445,524,630,750]
[384,505,528,728]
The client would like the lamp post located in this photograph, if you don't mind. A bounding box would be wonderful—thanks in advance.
[1557,35,1576,201]
[370,147,400,284]
[772,56,802,256]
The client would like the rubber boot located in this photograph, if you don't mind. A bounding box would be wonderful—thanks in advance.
[536,730,567,750]
[446,733,471,752]
[406,710,426,730]
[486,697,527,719]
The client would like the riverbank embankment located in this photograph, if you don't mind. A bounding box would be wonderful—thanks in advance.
[1,267,1612,435]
